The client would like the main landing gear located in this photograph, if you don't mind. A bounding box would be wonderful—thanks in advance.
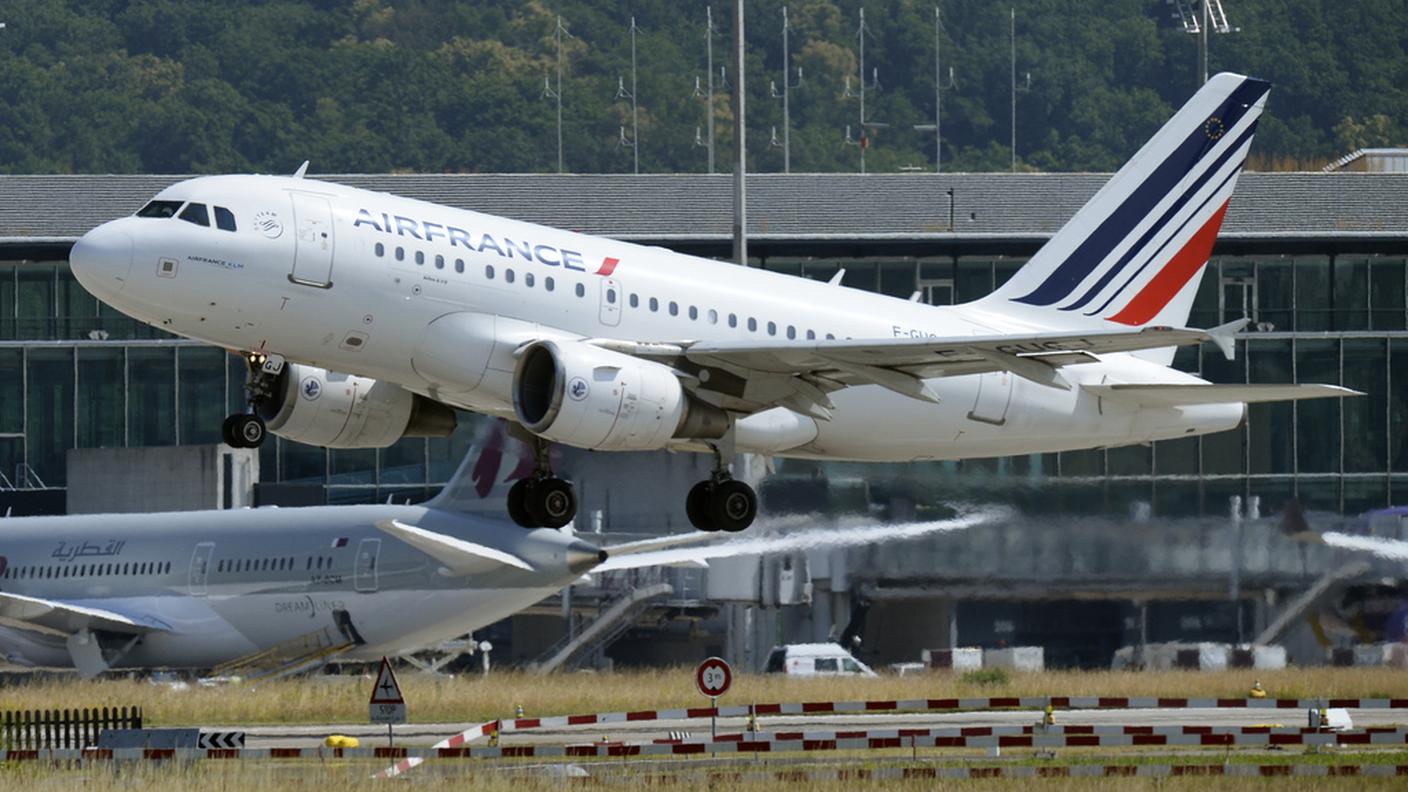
[507,436,577,530]
[222,353,277,449]
[685,447,758,533]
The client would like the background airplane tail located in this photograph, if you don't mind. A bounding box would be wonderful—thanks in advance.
[980,72,1270,363]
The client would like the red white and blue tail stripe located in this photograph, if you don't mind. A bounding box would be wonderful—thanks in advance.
[982,73,1269,344]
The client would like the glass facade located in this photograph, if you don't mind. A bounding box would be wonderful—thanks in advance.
[2,252,1405,515]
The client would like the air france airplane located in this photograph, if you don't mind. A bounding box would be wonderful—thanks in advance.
[69,73,1356,533]
[0,450,701,677]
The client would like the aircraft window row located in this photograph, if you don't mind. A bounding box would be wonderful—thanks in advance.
[374,244,579,295]
[3,561,171,579]
[629,292,834,340]
[135,200,237,232]
[216,555,334,574]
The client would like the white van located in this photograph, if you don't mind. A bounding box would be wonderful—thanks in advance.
[763,643,877,677]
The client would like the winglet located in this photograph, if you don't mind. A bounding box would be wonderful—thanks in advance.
[1207,318,1249,361]
[376,519,534,573]
[293,160,310,179]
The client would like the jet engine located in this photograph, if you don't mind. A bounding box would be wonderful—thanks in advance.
[512,340,728,451]
[256,363,456,448]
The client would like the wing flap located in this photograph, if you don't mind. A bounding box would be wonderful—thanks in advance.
[1085,383,1363,408]
[376,519,534,574]
[0,592,170,638]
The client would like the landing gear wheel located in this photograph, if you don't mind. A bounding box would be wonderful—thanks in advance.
[507,479,540,529]
[709,479,757,533]
[526,477,576,529]
[687,481,719,532]
[224,414,266,448]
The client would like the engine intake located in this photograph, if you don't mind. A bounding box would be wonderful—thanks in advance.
[513,340,727,451]
[256,363,455,448]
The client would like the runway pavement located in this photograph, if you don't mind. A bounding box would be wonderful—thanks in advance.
[224,706,1408,750]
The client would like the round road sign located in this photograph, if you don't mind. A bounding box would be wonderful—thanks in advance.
[695,656,732,698]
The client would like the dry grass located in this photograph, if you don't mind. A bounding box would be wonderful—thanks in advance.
[0,667,1404,727]
[1,760,1405,792]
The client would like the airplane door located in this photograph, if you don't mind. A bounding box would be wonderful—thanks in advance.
[289,192,335,288]
[189,542,215,597]
[599,277,622,326]
[354,538,381,593]
[967,371,1013,426]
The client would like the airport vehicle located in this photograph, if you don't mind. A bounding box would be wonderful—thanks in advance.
[69,73,1356,533]
[763,643,876,677]
[0,452,675,678]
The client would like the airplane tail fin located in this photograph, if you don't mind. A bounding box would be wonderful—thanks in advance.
[980,73,1270,362]
[428,419,536,516]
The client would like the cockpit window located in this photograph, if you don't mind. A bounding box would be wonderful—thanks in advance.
[136,200,184,218]
[178,203,210,227]
[214,206,237,232]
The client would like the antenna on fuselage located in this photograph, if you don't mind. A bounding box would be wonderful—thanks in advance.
[293,161,310,179]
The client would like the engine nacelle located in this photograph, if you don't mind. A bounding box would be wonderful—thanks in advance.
[256,364,456,448]
[513,340,728,451]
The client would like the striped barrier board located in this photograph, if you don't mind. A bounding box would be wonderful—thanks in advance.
[373,719,497,779]
[655,724,1408,744]
[11,726,1401,765]
[596,764,1408,781]
[495,696,1408,733]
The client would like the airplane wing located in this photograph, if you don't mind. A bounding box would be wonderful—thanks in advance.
[0,592,171,638]
[376,519,535,574]
[602,531,720,556]
[1084,383,1363,408]
[610,322,1242,416]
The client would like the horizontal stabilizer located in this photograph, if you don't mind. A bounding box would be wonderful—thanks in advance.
[1085,383,1362,408]
[0,592,170,638]
[376,519,534,574]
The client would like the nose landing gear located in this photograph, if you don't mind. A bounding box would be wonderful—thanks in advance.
[222,352,280,449]
[507,436,577,530]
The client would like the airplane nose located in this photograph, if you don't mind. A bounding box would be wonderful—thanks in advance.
[70,224,133,295]
[565,540,608,574]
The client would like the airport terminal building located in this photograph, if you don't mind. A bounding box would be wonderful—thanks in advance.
[2,171,1406,668]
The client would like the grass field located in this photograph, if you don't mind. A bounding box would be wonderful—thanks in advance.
[0,667,1404,727]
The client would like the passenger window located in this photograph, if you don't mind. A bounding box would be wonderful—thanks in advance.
[815,658,838,672]
[485,265,495,279]
[545,276,555,292]
[214,206,237,231]
[708,309,718,324]
[178,202,210,227]
[455,259,464,273]
[787,325,796,339]
[669,301,679,316]
[826,333,836,340]
[649,297,659,312]
[375,243,385,257]
[728,313,737,328]
[395,247,405,261]
[688,306,698,320]
[806,329,816,340]
[842,659,861,672]
[747,317,757,331]
[629,294,639,308]
[767,321,777,336]
[575,283,585,297]
[505,269,515,284]
[526,273,536,288]
[434,254,444,269]
[415,251,425,265]
[136,200,184,218]
[606,286,615,303]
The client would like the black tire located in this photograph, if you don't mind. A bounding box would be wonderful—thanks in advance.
[686,480,719,532]
[231,414,266,448]
[709,479,757,533]
[527,477,576,529]
[507,479,540,528]
[221,415,240,447]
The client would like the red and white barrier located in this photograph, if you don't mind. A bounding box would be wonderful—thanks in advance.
[372,719,497,779]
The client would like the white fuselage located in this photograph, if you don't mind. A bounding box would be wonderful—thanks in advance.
[0,504,594,671]
[74,175,1240,462]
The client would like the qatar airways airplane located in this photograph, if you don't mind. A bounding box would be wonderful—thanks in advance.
[69,73,1355,533]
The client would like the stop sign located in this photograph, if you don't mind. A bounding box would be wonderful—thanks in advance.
[695,656,732,698]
